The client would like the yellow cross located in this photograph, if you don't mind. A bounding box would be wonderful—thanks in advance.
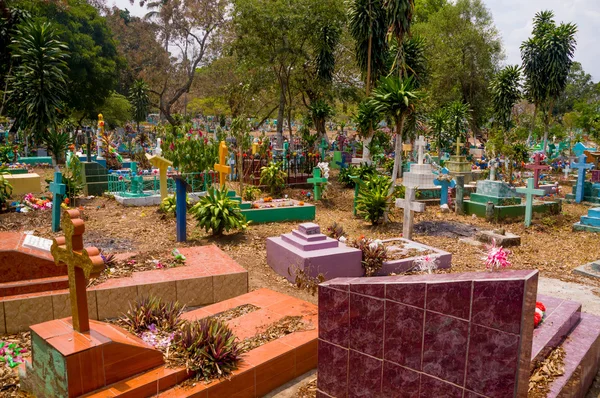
[455,137,463,157]
[50,209,105,333]
[214,141,231,189]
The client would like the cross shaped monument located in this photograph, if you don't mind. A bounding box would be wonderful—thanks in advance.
[50,209,105,332]
[307,167,327,201]
[516,178,545,227]
[349,175,365,216]
[146,153,173,200]
[319,138,328,160]
[525,153,550,189]
[571,154,594,203]
[563,165,571,180]
[50,171,66,232]
[455,137,463,157]
[415,135,427,165]
[336,154,348,170]
[489,159,498,181]
[433,168,456,206]
[395,186,425,240]
[214,141,231,190]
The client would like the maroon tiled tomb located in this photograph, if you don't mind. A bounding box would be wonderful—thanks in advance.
[316,271,600,398]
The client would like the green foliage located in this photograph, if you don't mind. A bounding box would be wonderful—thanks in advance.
[101,92,132,129]
[242,186,262,201]
[349,237,389,276]
[63,156,83,202]
[159,195,190,216]
[161,124,219,173]
[338,163,378,188]
[7,20,69,142]
[42,130,71,165]
[119,295,185,335]
[354,100,381,139]
[0,166,13,211]
[260,162,286,196]
[129,79,150,128]
[356,174,392,224]
[173,318,241,381]
[191,187,248,236]
[446,100,471,143]
[490,65,522,132]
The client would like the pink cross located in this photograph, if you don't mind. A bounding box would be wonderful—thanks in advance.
[525,153,550,189]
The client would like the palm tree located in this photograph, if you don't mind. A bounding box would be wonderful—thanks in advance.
[129,79,150,134]
[384,0,415,76]
[429,108,448,157]
[490,65,522,133]
[446,100,471,152]
[7,20,69,144]
[371,75,422,185]
[348,0,388,95]
[354,99,381,162]
[521,10,577,153]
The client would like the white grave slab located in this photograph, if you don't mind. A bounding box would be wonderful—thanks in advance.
[22,234,53,253]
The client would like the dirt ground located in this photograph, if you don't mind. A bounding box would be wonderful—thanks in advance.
[2,167,600,397]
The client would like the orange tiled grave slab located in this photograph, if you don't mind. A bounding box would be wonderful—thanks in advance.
[81,289,318,397]
[0,238,248,333]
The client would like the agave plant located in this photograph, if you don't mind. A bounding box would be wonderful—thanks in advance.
[119,295,185,334]
[190,186,248,236]
[174,318,242,380]
[356,174,393,225]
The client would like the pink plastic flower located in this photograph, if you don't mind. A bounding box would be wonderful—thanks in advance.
[483,240,511,271]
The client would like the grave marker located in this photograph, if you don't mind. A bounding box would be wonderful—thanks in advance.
[23,234,53,252]
[50,209,105,332]
[489,159,498,181]
[415,135,426,165]
[563,165,571,179]
[307,167,327,201]
[433,167,456,206]
[146,153,173,200]
[319,137,328,160]
[516,178,545,227]
[525,153,550,188]
[175,177,188,242]
[349,175,365,216]
[571,155,594,203]
[49,171,66,232]
[335,155,348,169]
[395,186,425,240]
[214,141,231,189]
[455,136,462,156]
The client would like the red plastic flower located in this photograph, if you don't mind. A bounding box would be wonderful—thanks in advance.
[536,302,546,312]
[534,312,542,327]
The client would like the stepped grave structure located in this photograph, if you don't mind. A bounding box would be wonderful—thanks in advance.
[446,138,473,183]
[573,207,600,233]
[402,136,437,189]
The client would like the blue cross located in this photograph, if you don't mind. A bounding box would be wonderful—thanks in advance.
[571,155,594,203]
[335,156,348,169]
[433,168,456,206]
[50,171,66,232]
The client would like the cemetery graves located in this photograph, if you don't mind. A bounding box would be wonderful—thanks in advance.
[446,137,474,183]
[240,197,316,223]
[573,207,600,233]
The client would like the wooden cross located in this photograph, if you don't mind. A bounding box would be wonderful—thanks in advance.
[433,168,456,206]
[50,171,66,233]
[571,154,594,203]
[516,178,545,227]
[525,153,550,188]
[455,137,463,157]
[415,135,427,165]
[214,141,231,189]
[307,167,327,201]
[50,209,105,332]
[395,187,425,240]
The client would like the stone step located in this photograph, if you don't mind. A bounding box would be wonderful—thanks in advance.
[281,233,338,251]
[546,313,600,397]
[581,214,600,227]
[587,208,600,219]
[82,366,189,397]
[291,229,328,242]
[531,294,581,365]
[0,275,69,297]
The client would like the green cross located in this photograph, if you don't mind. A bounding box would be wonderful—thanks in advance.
[349,175,364,216]
[319,138,328,160]
[50,171,66,232]
[515,178,545,227]
[307,167,327,200]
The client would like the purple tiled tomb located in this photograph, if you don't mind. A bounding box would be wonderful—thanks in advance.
[317,270,600,397]
[266,224,451,281]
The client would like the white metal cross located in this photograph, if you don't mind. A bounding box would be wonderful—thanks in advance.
[415,135,427,165]
[395,187,425,240]
[563,165,571,179]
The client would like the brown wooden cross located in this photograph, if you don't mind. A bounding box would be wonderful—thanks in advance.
[50,209,105,332]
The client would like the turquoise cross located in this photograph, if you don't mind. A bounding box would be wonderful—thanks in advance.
[307,167,327,200]
[433,168,456,206]
[50,171,66,232]
[516,178,545,227]
[571,155,594,203]
[349,175,365,216]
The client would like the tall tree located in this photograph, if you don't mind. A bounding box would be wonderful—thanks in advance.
[385,0,415,76]
[521,10,577,153]
[129,79,150,133]
[490,65,522,133]
[7,20,69,142]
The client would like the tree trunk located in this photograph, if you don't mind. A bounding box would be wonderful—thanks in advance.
[362,130,373,163]
[390,116,405,188]
[366,33,372,96]
[276,81,286,148]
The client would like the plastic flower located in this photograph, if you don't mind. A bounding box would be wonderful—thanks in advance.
[483,240,511,271]
[338,236,347,243]
[534,302,546,328]
[413,255,439,274]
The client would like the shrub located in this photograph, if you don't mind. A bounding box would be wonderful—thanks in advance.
[260,162,286,196]
[242,185,262,201]
[190,186,248,235]
[159,195,190,215]
[174,318,242,381]
[356,174,392,225]
[326,222,345,239]
[119,295,185,334]
[338,164,377,188]
[350,237,389,276]
[0,166,13,211]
